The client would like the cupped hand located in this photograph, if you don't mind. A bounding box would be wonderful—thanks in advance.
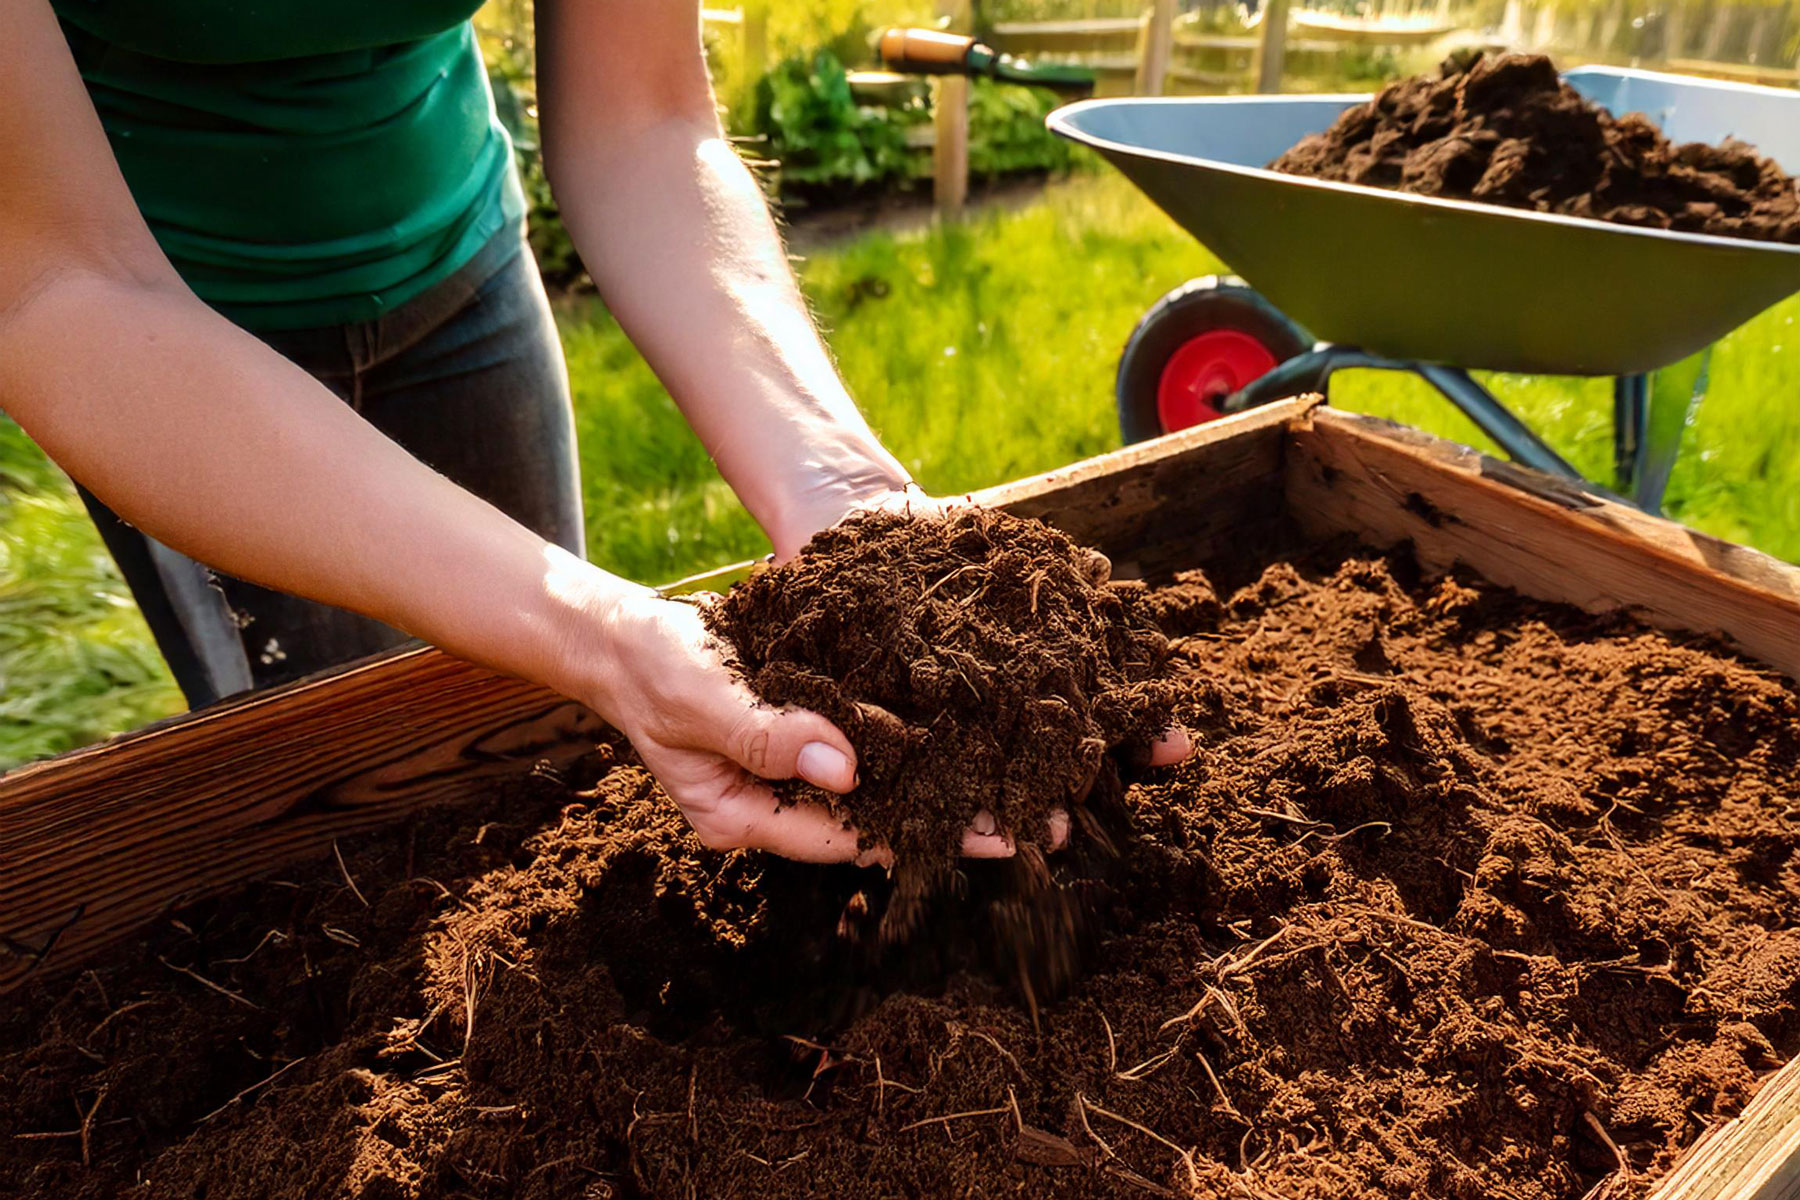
[591,591,1018,864]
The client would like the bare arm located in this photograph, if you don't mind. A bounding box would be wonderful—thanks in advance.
[0,0,915,863]
[535,0,913,559]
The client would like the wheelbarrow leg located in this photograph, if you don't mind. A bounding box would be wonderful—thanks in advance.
[1225,349,1588,491]
[1613,373,1649,495]
[1613,349,1709,516]
[1413,364,1585,483]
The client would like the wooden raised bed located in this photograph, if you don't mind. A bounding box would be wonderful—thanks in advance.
[4,395,1799,1197]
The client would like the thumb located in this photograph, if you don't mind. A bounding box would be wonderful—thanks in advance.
[718,692,859,793]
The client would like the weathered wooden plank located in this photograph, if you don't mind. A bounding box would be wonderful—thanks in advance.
[0,398,1313,992]
[1285,409,1800,680]
[1171,32,1347,53]
[991,17,1147,38]
[0,654,606,993]
[1646,1054,1800,1200]
[988,17,1146,54]
[1289,10,1456,45]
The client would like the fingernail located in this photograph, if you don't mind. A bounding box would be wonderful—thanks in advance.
[797,742,856,792]
[1150,726,1194,767]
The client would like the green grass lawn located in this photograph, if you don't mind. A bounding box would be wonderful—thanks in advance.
[3,172,1796,766]
[0,422,182,765]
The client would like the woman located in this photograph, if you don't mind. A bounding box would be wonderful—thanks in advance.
[1,0,1186,862]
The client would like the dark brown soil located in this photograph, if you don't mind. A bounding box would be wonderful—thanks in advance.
[1271,52,1800,243]
[705,507,1176,872]
[5,545,1799,1200]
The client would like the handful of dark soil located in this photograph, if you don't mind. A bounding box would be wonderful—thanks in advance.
[705,508,1176,869]
[1271,51,1800,243]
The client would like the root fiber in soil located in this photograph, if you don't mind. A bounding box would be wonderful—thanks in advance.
[1271,52,1800,243]
[4,546,1799,1200]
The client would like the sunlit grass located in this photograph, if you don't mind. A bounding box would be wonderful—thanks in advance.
[4,171,1795,766]
[0,423,182,764]
[1332,300,1800,562]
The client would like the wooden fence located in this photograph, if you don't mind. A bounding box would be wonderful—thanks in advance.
[1503,0,1800,85]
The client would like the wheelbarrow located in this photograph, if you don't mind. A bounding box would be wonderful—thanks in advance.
[1048,66,1800,513]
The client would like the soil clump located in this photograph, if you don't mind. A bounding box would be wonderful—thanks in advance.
[4,546,1798,1200]
[705,507,1176,885]
[1271,51,1800,243]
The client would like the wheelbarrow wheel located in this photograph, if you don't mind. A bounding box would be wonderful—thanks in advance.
[1116,277,1312,444]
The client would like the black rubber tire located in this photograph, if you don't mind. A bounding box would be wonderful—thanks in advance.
[1115,276,1312,445]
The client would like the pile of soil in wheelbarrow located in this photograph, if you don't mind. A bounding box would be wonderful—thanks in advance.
[5,545,1800,1200]
[1271,51,1800,243]
[703,506,1176,935]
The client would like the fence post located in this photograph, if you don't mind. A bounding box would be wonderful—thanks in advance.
[1501,0,1526,45]
[1254,0,1290,93]
[1699,4,1733,62]
[1135,0,1177,95]
[1531,3,1558,50]
[1661,2,1686,61]
[1582,4,1604,52]
[740,0,768,77]
[1743,2,1775,62]
[934,0,971,215]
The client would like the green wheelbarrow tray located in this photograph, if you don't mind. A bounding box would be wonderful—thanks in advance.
[1048,67,1800,376]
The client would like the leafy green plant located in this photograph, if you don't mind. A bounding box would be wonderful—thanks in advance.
[966,78,1075,179]
[750,52,1080,197]
[752,50,928,192]
[1332,45,1405,84]
[0,418,182,766]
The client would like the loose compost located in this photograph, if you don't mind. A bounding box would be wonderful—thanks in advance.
[1271,52,1800,244]
[4,535,1798,1200]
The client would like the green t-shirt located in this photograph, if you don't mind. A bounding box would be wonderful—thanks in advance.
[54,1,526,330]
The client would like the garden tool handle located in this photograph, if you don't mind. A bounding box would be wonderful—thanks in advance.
[879,27,981,75]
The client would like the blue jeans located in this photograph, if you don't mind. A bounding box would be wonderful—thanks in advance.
[81,227,585,708]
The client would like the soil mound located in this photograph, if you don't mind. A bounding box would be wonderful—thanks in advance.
[4,548,1798,1200]
[706,507,1177,870]
[1271,51,1800,243]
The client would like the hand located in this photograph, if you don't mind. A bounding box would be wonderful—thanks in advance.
[586,591,1019,864]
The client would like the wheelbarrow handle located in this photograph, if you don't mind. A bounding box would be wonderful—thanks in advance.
[878,27,980,74]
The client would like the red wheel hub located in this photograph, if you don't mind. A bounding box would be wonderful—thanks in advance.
[1155,330,1279,432]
